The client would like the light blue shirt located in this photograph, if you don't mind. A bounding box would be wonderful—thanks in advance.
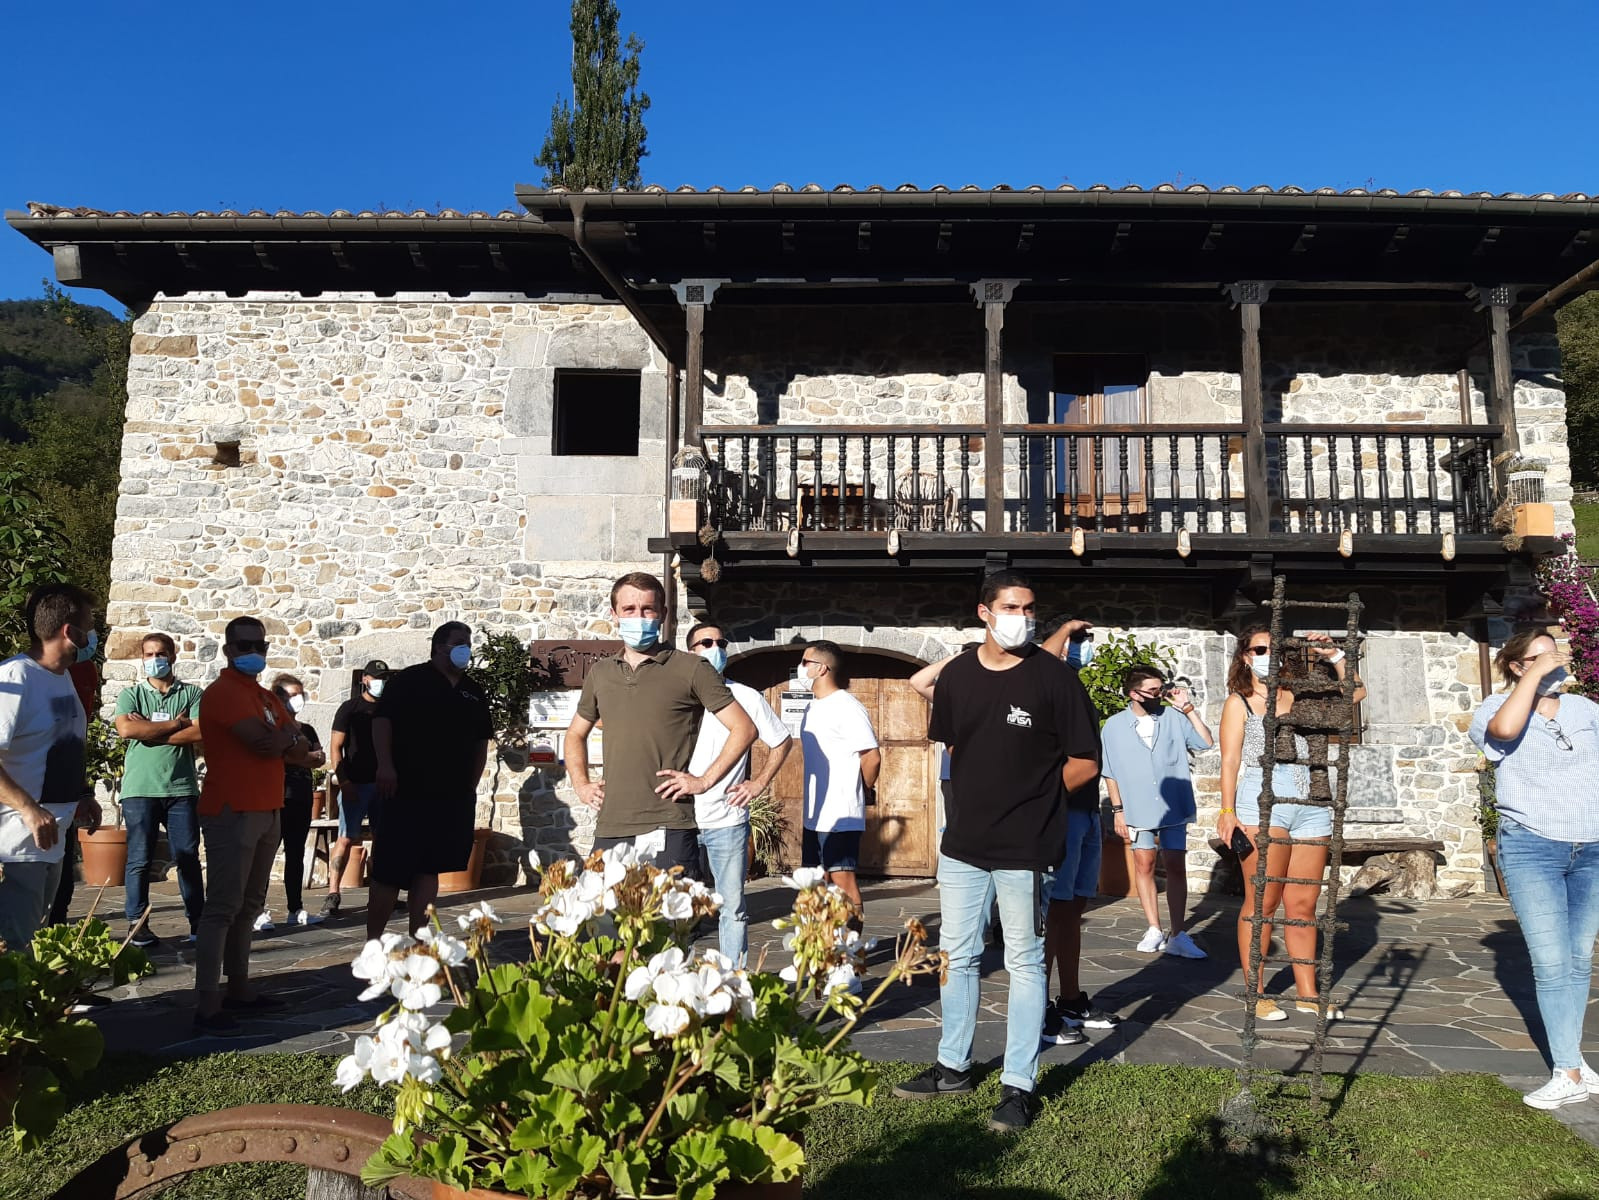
[1470,691,1599,843]
[1100,705,1210,830]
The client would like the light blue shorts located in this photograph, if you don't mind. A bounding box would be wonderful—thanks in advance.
[1130,824,1188,852]
[1236,769,1332,839]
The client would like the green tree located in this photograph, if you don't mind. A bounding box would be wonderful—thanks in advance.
[1558,291,1599,488]
[0,466,71,653]
[535,0,650,191]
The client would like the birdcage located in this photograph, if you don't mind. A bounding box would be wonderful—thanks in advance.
[670,446,708,533]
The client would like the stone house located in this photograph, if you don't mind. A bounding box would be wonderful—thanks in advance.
[9,183,1597,893]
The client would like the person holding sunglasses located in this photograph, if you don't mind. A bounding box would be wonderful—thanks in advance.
[1217,622,1363,1025]
[1469,628,1599,1110]
[683,623,792,965]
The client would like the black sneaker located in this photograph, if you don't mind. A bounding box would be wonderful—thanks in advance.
[1041,997,1088,1045]
[1059,991,1121,1029]
[319,894,342,919]
[129,929,161,950]
[394,898,409,916]
[988,1085,1036,1133]
[891,1063,975,1100]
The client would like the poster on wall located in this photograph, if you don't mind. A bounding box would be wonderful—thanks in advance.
[779,691,812,739]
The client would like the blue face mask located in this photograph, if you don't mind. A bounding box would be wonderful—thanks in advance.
[1065,636,1095,669]
[699,646,728,674]
[449,644,472,670]
[619,617,661,651]
[233,653,267,676]
[71,627,98,664]
[144,656,171,679]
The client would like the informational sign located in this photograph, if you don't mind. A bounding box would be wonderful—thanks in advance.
[528,689,582,728]
[779,691,813,739]
[528,640,624,690]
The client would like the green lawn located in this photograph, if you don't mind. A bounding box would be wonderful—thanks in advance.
[9,1055,1599,1200]
[1573,500,1599,561]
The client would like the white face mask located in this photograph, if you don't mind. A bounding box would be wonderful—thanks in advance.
[987,612,1035,651]
[1249,654,1271,680]
[367,678,386,698]
[286,694,306,715]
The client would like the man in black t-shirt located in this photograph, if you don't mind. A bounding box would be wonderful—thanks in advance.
[893,571,1099,1134]
[369,625,492,938]
[322,659,389,919]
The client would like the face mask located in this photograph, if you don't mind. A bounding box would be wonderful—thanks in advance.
[449,644,473,670]
[1065,636,1094,668]
[1249,654,1271,680]
[699,646,728,675]
[143,657,171,679]
[71,627,98,663]
[367,678,386,698]
[1536,668,1569,696]
[618,617,661,651]
[988,613,1035,651]
[792,666,815,691]
[233,653,267,676]
[286,694,306,715]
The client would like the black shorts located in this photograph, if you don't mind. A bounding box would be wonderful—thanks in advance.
[592,829,698,874]
[803,828,862,872]
[369,791,474,887]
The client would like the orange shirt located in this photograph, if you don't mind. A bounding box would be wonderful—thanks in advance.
[198,668,289,816]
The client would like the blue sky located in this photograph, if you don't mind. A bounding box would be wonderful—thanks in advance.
[4,0,1596,310]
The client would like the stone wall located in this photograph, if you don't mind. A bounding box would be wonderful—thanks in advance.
[103,293,1565,890]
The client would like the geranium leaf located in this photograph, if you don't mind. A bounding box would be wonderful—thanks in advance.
[503,1152,551,1196]
[39,1018,103,1077]
[602,1147,652,1197]
[752,1125,806,1180]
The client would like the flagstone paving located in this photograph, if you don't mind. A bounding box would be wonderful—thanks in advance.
[70,876,1599,1146]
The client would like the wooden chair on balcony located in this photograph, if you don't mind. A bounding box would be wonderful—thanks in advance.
[893,470,957,532]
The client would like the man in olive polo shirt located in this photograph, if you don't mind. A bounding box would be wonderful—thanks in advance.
[564,572,757,872]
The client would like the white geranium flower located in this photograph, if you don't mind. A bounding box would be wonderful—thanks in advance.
[643,1002,691,1038]
[779,963,799,983]
[660,889,695,922]
[698,949,734,971]
[783,867,827,890]
[825,963,858,994]
[416,927,469,967]
[624,964,656,1002]
[601,842,639,871]
[368,1037,409,1085]
[456,902,503,932]
[701,986,734,1017]
[335,1038,374,1091]
[351,937,411,1001]
[407,1052,444,1086]
[392,957,444,1011]
[647,947,686,975]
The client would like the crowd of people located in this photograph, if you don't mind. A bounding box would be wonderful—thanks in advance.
[0,573,1596,1120]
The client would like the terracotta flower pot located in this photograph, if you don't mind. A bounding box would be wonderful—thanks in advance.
[78,826,129,888]
[438,829,492,896]
[341,844,367,890]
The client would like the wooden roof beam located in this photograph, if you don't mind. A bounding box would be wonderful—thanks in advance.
[1385,224,1410,254]
[937,222,952,253]
[1016,223,1035,253]
[1473,226,1502,256]
[1110,222,1132,254]
[1291,224,1317,254]
[781,221,796,253]
[1201,223,1225,252]
[857,221,872,252]
[1561,229,1594,258]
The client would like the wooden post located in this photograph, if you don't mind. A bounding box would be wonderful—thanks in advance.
[1485,287,1521,454]
[973,280,1017,533]
[1232,282,1271,535]
[684,303,706,447]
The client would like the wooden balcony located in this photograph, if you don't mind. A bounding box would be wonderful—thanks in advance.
[651,421,1555,597]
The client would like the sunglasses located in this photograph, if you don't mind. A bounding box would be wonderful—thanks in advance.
[1546,718,1574,752]
[693,638,730,650]
[1246,646,1271,656]
[231,639,269,653]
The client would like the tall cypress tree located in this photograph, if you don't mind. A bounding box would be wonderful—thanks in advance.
[535,0,650,191]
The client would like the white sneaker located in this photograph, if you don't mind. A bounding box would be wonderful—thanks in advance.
[1136,926,1167,953]
[1524,1070,1589,1110]
[252,910,275,932]
[1580,1060,1599,1095]
[1163,931,1207,959]
[293,909,323,927]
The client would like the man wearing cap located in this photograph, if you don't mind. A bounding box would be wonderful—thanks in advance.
[322,659,389,919]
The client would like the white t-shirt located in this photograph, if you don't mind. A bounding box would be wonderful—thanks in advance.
[0,654,88,863]
[1134,713,1157,749]
[688,679,790,831]
[800,689,878,833]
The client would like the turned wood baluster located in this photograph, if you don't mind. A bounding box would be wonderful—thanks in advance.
[1194,435,1209,534]
[1276,435,1290,531]
[959,435,972,531]
[1118,437,1131,533]
[1302,434,1316,533]
[1092,435,1105,532]
[1424,436,1440,534]
[1400,435,1417,534]
[1376,433,1391,534]
[1352,434,1366,534]
[1168,434,1180,532]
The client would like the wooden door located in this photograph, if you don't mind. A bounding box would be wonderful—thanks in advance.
[1053,354,1149,529]
[729,650,936,878]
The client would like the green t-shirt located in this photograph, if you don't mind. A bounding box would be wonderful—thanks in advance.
[115,679,204,799]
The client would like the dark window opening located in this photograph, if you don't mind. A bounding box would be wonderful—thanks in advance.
[553,370,641,456]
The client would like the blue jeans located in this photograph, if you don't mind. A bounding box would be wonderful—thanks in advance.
[936,852,1054,1092]
[123,795,204,931]
[1496,817,1599,1071]
[699,823,749,965]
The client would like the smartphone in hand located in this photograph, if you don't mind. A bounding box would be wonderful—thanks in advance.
[1230,827,1255,858]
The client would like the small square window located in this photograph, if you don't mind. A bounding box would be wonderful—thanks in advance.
[553,369,641,456]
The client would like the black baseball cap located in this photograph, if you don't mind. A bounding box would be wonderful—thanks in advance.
[362,659,391,678]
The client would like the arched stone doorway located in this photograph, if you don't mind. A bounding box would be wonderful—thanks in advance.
[728,646,938,877]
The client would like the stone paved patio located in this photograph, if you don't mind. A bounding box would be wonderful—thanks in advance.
[71,875,1599,1147]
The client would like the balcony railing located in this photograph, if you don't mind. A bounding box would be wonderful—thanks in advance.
[698,422,1499,538]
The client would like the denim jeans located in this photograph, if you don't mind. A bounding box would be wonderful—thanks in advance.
[936,852,1054,1092]
[123,795,205,931]
[698,823,749,964]
[0,858,63,951]
[1496,816,1599,1071]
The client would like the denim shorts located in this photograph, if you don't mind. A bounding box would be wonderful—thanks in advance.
[1050,809,1101,901]
[803,828,862,872]
[1129,823,1188,852]
[338,781,379,839]
[1235,770,1331,838]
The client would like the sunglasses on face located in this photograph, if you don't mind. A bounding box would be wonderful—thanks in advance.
[692,638,730,650]
[1246,646,1270,656]
[231,640,269,653]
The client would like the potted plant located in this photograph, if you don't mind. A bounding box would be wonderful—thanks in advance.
[1,917,152,1145]
[76,715,129,888]
[1072,631,1179,897]
[745,786,787,879]
[335,850,945,1198]
[471,634,561,774]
